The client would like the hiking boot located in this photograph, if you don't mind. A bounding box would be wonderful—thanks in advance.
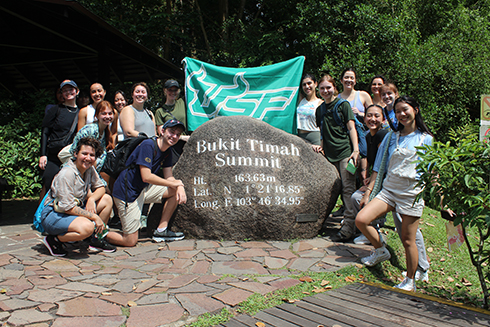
[152,229,185,242]
[403,270,429,283]
[88,237,117,253]
[331,206,345,217]
[361,246,391,266]
[395,277,416,292]
[43,235,67,257]
[330,231,353,242]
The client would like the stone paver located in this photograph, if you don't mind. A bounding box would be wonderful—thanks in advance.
[175,292,225,316]
[126,303,184,327]
[212,288,253,306]
[0,221,367,326]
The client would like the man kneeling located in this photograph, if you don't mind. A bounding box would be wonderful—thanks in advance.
[41,137,116,256]
[106,119,187,247]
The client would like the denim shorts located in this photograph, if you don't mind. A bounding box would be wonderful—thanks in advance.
[40,205,77,236]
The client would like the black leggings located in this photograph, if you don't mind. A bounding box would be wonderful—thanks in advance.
[42,155,62,190]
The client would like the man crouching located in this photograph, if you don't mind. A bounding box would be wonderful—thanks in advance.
[41,137,116,256]
[106,119,187,247]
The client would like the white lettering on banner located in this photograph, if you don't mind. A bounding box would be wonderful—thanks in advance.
[186,67,298,119]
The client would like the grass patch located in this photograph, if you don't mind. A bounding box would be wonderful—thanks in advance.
[188,308,233,327]
[192,206,487,326]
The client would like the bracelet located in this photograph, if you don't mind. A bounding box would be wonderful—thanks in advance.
[366,187,372,191]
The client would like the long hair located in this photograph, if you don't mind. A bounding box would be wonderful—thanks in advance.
[340,67,357,81]
[95,100,115,150]
[318,74,339,96]
[393,96,432,136]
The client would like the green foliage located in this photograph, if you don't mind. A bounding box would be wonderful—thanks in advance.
[0,90,48,199]
[416,124,490,308]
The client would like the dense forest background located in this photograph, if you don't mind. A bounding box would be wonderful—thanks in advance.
[1,0,490,198]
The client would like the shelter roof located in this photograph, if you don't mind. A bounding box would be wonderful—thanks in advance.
[0,0,182,93]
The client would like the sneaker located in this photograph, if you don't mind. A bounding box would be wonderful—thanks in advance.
[43,235,67,257]
[354,232,386,246]
[152,229,185,242]
[354,234,370,244]
[394,277,416,292]
[88,237,117,253]
[403,270,429,283]
[361,246,391,266]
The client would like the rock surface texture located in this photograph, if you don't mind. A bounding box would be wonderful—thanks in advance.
[170,116,341,240]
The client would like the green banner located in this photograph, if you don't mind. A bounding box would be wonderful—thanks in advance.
[183,56,305,133]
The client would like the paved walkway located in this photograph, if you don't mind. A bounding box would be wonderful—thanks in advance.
[0,222,372,327]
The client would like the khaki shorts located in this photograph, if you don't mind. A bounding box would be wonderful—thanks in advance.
[114,184,168,234]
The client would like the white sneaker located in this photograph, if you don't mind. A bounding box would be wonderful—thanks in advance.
[395,277,416,291]
[402,270,429,283]
[361,246,391,267]
[354,234,370,245]
[354,233,385,245]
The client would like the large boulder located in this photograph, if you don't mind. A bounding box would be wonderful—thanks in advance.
[169,116,341,240]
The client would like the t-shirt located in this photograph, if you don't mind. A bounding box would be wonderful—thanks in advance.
[373,129,433,174]
[366,129,389,168]
[42,104,79,156]
[112,138,174,202]
[315,97,355,162]
[45,159,104,211]
[296,98,322,132]
[155,98,187,132]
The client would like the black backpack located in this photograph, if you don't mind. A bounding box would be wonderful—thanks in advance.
[101,133,158,180]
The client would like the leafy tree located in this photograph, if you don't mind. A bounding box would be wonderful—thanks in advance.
[416,125,490,308]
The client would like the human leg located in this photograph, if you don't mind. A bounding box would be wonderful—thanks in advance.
[332,158,357,240]
[57,217,94,242]
[399,214,420,280]
[393,211,430,274]
[106,196,144,247]
[96,193,113,224]
[356,198,392,248]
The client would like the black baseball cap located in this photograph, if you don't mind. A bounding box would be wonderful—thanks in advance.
[163,119,185,130]
[164,79,180,89]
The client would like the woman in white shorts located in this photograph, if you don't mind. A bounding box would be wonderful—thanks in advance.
[355,96,433,292]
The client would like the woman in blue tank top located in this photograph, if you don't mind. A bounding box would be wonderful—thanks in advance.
[338,68,372,120]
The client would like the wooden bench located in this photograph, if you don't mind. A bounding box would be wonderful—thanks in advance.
[0,178,14,214]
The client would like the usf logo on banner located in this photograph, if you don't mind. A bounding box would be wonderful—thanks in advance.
[183,56,305,134]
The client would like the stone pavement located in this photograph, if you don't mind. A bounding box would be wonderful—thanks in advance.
[0,222,372,327]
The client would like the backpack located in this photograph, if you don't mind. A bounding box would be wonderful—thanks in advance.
[101,133,158,180]
[33,191,54,233]
[317,98,368,157]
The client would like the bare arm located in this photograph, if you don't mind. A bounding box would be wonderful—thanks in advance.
[346,120,359,166]
[120,106,138,138]
[77,107,88,132]
[360,171,378,209]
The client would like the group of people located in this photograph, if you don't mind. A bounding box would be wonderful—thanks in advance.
[38,70,431,292]
[38,79,189,256]
[298,69,432,292]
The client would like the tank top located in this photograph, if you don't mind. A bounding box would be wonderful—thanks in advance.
[126,105,155,139]
[296,98,322,132]
[340,91,365,114]
[86,104,96,125]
